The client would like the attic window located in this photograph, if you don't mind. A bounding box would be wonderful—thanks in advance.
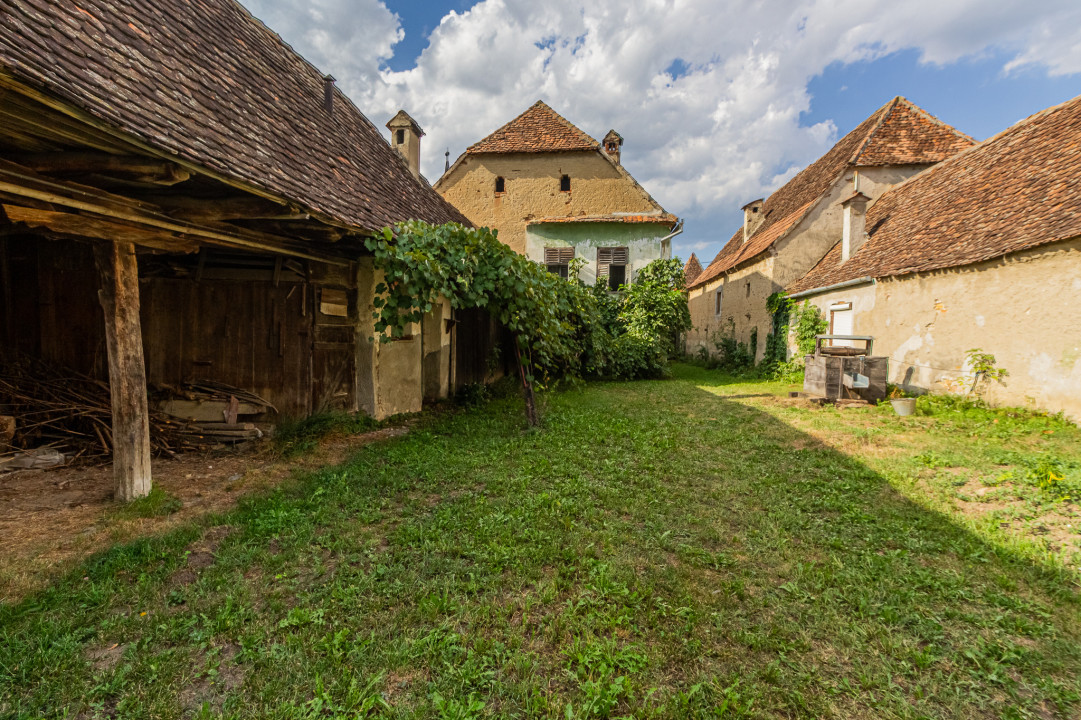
[395,129,405,144]
[495,176,505,194]
[745,281,751,297]
[606,142,618,153]
[560,174,571,192]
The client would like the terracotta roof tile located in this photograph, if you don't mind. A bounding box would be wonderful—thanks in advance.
[0,0,469,232]
[787,94,1081,294]
[689,97,974,289]
[467,101,599,154]
[683,253,703,285]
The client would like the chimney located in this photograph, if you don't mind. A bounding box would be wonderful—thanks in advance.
[386,109,425,180]
[841,191,870,262]
[323,74,335,114]
[741,198,764,243]
[603,129,623,164]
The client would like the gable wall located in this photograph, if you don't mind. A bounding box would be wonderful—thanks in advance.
[686,164,928,361]
[437,151,659,255]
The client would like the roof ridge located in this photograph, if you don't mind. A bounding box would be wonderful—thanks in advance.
[848,96,900,164]
[465,100,598,154]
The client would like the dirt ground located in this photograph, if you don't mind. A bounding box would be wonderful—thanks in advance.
[0,426,408,604]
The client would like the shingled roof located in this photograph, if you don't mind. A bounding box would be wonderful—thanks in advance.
[689,97,974,289]
[683,253,703,286]
[466,101,599,154]
[0,0,469,233]
[787,94,1081,295]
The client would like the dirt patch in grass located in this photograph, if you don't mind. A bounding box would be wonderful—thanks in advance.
[180,644,245,716]
[86,643,125,673]
[0,426,409,603]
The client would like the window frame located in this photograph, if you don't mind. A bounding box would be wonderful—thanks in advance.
[543,246,574,279]
[596,246,629,291]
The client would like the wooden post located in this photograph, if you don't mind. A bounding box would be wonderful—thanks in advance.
[95,241,152,501]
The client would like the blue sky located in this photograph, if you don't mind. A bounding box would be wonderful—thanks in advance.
[241,0,1081,264]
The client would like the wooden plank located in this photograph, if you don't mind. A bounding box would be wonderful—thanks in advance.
[95,241,152,501]
[7,152,191,185]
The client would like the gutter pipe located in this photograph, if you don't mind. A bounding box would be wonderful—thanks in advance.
[787,276,876,301]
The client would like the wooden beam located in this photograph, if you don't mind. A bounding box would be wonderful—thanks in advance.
[139,194,300,222]
[94,241,152,502]
[7,152,191,185]
[0,160,349,264]
[3,204,199,253]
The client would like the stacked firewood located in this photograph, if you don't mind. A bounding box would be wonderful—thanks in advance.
[0,355,204,462]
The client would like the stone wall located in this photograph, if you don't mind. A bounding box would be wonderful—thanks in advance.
[436,151,659,255]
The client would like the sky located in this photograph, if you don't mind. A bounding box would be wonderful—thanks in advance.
[240,0,1081,264]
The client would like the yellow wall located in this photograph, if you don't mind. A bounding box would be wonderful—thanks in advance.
[435,151,659,255]
[800,237,1081,421]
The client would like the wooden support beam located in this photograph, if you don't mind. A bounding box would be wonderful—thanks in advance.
[94,241,152,502]
[139,194,300,222]
[7,152,191,185]
[3,204,199,253]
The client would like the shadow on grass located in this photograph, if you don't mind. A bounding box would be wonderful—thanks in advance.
[0,364,1078,718]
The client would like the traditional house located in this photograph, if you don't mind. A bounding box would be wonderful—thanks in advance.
[686,97,974,360]
[787,95,1081,420]
[435,101,680,289]
[0,0,470,498]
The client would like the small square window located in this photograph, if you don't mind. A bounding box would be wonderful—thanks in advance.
[560,174,571,192]
[597,247,629,291]
[544,247,573,278]
[495,176,505,194]
[395,129,405,144]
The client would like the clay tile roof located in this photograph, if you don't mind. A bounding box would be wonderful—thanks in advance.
[689,97,975,289]
[0,0,469,233]
[467,101,599,154]
[786,94,1081,295]
[683,253,703,285]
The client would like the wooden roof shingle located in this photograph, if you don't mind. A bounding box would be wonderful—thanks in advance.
[0,0,470,232]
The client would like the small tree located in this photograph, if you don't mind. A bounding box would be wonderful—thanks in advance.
[619,258,692,355]
[965,348,1008,398]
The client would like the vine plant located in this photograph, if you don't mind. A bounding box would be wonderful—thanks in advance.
[365,221,581,426]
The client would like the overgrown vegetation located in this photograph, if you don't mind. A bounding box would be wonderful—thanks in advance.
[367,222,690,423]
[2,365,1078,718]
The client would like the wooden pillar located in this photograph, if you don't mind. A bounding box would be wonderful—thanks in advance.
[95,241,152,501]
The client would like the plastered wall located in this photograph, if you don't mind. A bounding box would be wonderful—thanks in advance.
[436,151,660,255]
[685,165,926,361]
[525,222,671,286]
[801,237,1081,421]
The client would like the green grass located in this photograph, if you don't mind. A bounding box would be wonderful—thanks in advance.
[1,364,1079,718]
[273,411,382,457]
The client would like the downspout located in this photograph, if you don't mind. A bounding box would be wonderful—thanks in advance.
[660,218,684,252]
[787,276,876,301]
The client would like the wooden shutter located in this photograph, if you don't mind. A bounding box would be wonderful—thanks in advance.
[544,247,574,264]
[596,247,628,278]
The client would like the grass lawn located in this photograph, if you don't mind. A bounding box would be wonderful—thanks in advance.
[2,364,1079,719]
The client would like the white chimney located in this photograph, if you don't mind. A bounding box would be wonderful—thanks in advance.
[841,191,870,262]
[386,110,425,180]
[742,198,764,243]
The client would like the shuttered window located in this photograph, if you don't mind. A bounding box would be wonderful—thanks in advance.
[544,246,574,278]
[597,246,629,290]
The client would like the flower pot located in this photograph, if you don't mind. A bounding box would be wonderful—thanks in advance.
[890,398,916,416]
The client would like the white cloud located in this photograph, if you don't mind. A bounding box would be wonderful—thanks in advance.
[239,0,1081,261]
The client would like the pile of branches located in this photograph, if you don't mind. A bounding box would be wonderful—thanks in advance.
[0,354,203,462]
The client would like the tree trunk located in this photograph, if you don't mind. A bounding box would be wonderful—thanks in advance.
[513,335,539,427]
[95,241,152,501]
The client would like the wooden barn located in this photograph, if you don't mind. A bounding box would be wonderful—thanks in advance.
[0,0,473,499]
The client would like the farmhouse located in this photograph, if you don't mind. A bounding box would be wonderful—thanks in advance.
[0,0,470,498]
[787,95,1081,421]
[686,97,973,360]
[435,101,680,289]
